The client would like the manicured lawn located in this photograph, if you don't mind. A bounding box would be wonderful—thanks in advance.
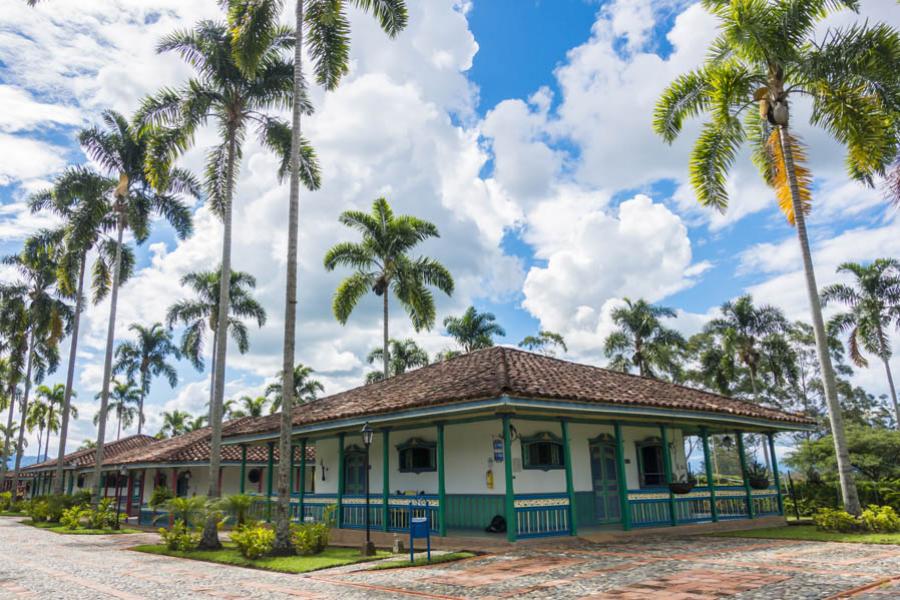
[367,551,476,570]
[0,511,25,517]
[23,520,142,535]
[713,525,900,545]
[131,543,391,574]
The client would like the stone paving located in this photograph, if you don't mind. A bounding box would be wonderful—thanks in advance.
[2,516,900,599]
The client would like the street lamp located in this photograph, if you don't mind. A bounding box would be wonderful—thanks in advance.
[361,422,375,556]
[114,465,127,530]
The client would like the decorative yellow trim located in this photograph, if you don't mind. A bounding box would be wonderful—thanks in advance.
[514,497,569,508]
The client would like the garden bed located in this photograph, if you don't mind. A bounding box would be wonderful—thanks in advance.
[23,520,142,535]
[712,525,900,545]
[131,543,391,573]
[366,551,476,570]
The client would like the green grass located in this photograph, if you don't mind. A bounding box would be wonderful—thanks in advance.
[367,551,476,570]
[22,520,142,535]
[712,525,900,545]
[0,511,25,517]
[131,543,391,574]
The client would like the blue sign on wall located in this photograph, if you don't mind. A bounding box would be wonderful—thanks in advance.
[492,438,504,462]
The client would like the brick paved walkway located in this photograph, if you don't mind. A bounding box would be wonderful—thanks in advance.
[3,516,900,599]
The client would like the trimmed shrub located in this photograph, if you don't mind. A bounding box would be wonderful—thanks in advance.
[860,505,900,533]
[88,498,119,530]
[813,508,860,532]
[60,505,91,530]
[24,499,50,522]
[0,491,12,511]
[159,520,201,551]
[231,523,275,559]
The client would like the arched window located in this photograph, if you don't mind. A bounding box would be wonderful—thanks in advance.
[521,432,565,471]
[396,438,436,473]
[635,438,665,487]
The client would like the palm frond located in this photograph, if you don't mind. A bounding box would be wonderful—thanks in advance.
[767,128,811,225]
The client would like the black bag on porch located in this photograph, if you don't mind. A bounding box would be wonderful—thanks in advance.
[485,514,506,533]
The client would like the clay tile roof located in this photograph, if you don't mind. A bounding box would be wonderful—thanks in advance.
[224,346,814,439]
[24,435,157,471]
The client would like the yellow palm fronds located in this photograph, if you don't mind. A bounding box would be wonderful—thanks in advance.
[766,128,811,226]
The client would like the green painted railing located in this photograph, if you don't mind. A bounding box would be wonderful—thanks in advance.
[514,493,570,538]
[628,485,781,527]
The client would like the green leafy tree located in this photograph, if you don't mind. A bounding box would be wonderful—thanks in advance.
[366,339,429,384]
[158,410,192,439]
[140,10,320,550]
[518,331,567,357]
[654,0,900,515]
[265,364,324,411]
[114,323,180,435]
[186,415,208,432]
[33,383,77,463]
[788,426,900,483]
[79,109,195,504]
[229,395,269,419]
[821,259,900,428]
[603,298,685,379]
[93,379,139,441]
[443,306,505,354]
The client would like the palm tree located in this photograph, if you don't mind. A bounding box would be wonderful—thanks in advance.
[443,307,505,354]
[603,299,685,380]
[26,399,48,463]
[653,1,900,514]
[0,306,27,481]
[229,395,269,419]
[166,268,266,416]
[265,364,324,411]
[114,323,180,435]
[366,339,428,384]
[28,166,127,494]
[325,198,454,380]
[0,240,72,493]
[822,259,900,428]
[33,383,77,463]
[158,410,192,439]
[140,11,322,550]
[186,415,208,432]
[228,0,409,553]
[93,379,140,441]
[518,331,567,357]
[80,109,195,504]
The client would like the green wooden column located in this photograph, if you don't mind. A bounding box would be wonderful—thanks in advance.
[337,433,345,528]
[66,471,74,495]
[437,423,447,537]
[767,432,784,515]
[381,429,390,532]
[613,422,631,531]
[700,427,718,522]
[299,439,307,521]
[239,445,247,494]
[660,425,676,527]
[502,415,516,542]
[735,432,754,519]
[560,419,577,536]
[265,442,275,522]
[289,441,296,496]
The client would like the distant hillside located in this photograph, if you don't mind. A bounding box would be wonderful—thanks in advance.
[5,456,39,469]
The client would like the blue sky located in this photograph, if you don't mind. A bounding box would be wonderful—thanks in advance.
[1,0,899,456]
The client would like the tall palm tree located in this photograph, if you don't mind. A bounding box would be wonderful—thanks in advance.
[518,331,567,357]
[366,339,428,384]
[158,410,192,439]
[80,109,195,504]
[28,166,129,494]
[93,379,140,441]
[265,364,324,411]
[140,12,320,551]
[26,399,48,463]
[822,259,900,427]
[653,1,900,514]
[227,0,408,553]
[166,268,266,414]
[603,298,686,380]
[443,306,505,354]
[0,301,28,481]
[33,383,77,463]
[0,241,72,493]
[325,198,454,378]
[229,395,269,418]
[113,323,180,435]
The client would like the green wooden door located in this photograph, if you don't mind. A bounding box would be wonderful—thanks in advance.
[589,441,621,523]
[344,449,366,495]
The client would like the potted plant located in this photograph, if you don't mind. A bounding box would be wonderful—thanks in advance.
[669,470,697,495]
[745,462,770,490]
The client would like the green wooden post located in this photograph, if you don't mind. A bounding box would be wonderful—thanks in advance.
[381,429,390,532]
[560,419,577,536]
[767,432,783,515]
[437,423,447,537]
[66,471,74,495]
[735,432,754,519]
[289,441,296,496]
[239,445,247,494]
[660,425,676,526]
[700,427,718,523]
[337,433,345,528]
[613,422,631,531]
[502,414,516,542]
[265,442,275,522]
[299,439,307,521]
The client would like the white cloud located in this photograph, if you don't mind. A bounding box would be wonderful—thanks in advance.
[0,134,68,186]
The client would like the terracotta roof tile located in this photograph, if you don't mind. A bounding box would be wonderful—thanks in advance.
[23,435,157,471]
[224,347,813,439]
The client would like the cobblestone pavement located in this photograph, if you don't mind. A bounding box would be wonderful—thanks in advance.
[3,517,900,599]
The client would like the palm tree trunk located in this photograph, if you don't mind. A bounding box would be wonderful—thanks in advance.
[206,329,218,425]
[2,383,15,479]
[53,256,86,494]
[43,408,52,463]
[116,410,122,441]
[273,0,305,555]
[778,125,860,514]
[137,371,147,436]
[91,210,125,506]
[200,126,238,551]
[10,328,36,495]
[882,356,900,429]
[383,293,390,379]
